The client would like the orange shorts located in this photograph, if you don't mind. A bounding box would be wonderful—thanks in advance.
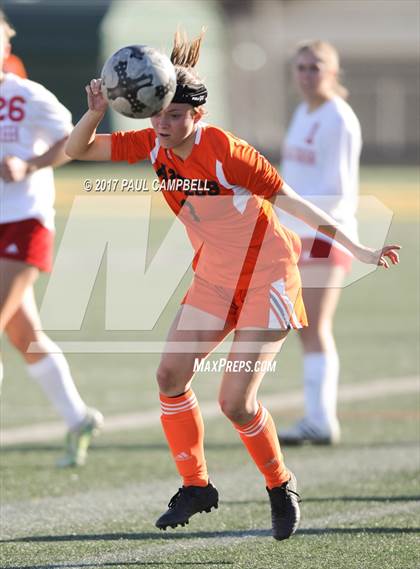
[182,268,307,331]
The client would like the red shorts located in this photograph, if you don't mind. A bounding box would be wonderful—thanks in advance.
[298,237,352,272]
[0,218,54,272]
[182,270,308,331]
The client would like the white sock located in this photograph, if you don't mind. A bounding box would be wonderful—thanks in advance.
[303,351,339,429]
[27,351,87,429]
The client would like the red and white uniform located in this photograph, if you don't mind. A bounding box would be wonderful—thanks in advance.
[0,72,72,229]
[0,73,72,270]
[280,96,361,268]
[112,124,307,330]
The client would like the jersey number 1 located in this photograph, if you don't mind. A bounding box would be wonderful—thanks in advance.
[180,199,200,222]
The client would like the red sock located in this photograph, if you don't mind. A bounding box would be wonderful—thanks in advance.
[160,389,208,487]
[233,404,289,489]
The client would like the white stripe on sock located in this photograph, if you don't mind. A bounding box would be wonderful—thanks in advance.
[236,407,268,437]
[160,393,198,415]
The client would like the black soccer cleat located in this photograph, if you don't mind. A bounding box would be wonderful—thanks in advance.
[155,482,219,530]
[267,471,301,540]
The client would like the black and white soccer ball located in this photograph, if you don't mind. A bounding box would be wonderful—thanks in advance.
[101,45,177,119]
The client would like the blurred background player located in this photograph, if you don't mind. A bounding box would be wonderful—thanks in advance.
[277,41,362,445]
[3,47,27,78]
[0,10,103,467]
[0,9,27,78]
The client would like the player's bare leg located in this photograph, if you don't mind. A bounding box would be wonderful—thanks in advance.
[279,264,345,445]
[157,305,234,396]
[2,264,102,466]
[156,305,233,530]
[0,259,38,391]
[0,259,38,332]
[218,328,288,423]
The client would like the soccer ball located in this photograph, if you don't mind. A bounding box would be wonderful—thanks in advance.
[101,45,177,119]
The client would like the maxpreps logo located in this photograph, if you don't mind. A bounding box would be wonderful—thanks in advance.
[155,163,220,195]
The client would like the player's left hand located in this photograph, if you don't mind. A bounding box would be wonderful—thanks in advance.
[0,155,31,183]
[355,244,401,269]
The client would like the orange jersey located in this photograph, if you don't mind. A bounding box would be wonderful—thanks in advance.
[3,54,28,78]
[111,123,301,289]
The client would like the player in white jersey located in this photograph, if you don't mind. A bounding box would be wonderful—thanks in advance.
[278,41,362,445]
[0,11,102,466]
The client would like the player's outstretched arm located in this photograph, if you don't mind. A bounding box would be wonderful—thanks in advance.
[270,182,400,269]
[65,79,111,161]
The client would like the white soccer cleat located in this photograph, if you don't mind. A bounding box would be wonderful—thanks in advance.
[56,408,104,468]
[278,417,341,446]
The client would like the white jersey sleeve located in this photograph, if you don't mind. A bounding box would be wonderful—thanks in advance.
[278,97,362,243]
[30,83,73,147]
[0,73,73,229]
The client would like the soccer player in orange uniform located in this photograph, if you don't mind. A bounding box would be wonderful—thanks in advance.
[66,30,400,540]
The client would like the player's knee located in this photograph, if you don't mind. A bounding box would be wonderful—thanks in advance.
[156,364,186,396]
[300,327,326,352]
[219,398,251,424]
[6,328,32,354]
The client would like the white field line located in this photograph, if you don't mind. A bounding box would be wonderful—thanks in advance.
[72,500,420,566]
[2,442,418,539]
[88,500,420,567]
[3,498,419,567]
[1,376,418,446]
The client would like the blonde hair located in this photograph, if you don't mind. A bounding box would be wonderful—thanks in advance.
[296,40,349,100]
[170,27,206,87]
[0,9,16,42]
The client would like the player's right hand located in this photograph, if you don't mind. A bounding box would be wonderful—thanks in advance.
[86,78,108,114]
[354,244,401,269]
[0,155,30,182]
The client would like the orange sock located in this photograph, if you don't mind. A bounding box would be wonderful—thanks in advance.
[160,389,208,487]
[233,404,289,489]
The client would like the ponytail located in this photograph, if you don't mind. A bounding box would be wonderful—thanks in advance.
[170,27,208,109]
[171,27,206,69]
